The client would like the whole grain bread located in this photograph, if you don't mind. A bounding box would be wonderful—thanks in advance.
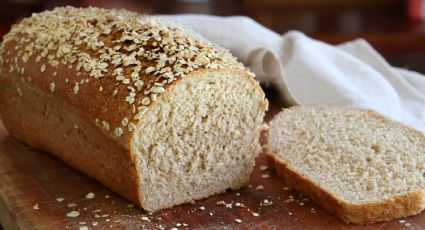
[265,106,425,224]
[0,6,268,212]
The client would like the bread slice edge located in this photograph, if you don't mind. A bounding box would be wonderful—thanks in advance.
[264,145,425,224]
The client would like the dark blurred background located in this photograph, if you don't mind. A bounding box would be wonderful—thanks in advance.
[0,0,424,73]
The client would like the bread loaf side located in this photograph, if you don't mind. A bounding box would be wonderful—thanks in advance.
[0,6,268,211]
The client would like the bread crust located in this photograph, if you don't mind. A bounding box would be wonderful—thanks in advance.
[265,107,425,225]
[0,75,142,205]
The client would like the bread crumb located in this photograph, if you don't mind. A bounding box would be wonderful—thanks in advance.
[33,203,39,210]
[86,192,95,199]
[283,186,291,191]
[235,218,242,223]
[199,206,205,210]
[288,212,293,216]
[79,222,86,225]
[141,216,150,221]
[256,185,264,191]
[56,197,65,202]
[260,165,268,171]
[67,210,80,218]
[92,222,98,226]
[252,212,260,217]
[105,195,110,199]
[49,82,55,93]
[261,174,270,178]
[73,83,79,95]
[261,199,273,206]
[235,202,246,208]
[79,227,88,230]
[67,203,77,208]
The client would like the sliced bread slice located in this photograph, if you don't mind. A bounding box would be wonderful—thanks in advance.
[265,106,425,224]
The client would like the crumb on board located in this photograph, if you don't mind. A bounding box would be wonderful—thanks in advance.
[261,174,270,178]
[67,203,77,208]
[260,165,268,171]
[67,210,80,218]
[256,185,264,191]
[86,192,95,199]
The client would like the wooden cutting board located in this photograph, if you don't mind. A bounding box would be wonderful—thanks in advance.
[0,97,423,230]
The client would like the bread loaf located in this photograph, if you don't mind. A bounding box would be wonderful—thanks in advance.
[0,7,268,211]
[265,106,425,224]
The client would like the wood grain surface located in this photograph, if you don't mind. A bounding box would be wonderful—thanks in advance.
[0,94,423,230]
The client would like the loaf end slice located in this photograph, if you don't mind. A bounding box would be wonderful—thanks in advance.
[131,68,267,211]
[265,106,425,224]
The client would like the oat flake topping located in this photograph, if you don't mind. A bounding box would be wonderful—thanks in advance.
[0,6,253,137]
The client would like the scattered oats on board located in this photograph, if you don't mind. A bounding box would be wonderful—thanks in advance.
[235,219,242,223]
[86,192,95,199]
[56,197,65,202]
[256,185,264,191]
[198,206,205,210]
[33,203,39,210]
[235,202,246,208]
[260,165,268,171]
[252,212,260,217]
[261,199,273,206]
[67,210,80,218]
[68,203,77,208]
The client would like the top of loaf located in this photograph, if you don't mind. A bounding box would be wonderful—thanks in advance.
[0,6,252,139]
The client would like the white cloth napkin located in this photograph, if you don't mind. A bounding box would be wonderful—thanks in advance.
[161,14,425,133]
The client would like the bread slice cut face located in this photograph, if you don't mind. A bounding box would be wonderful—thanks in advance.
[266,106,425,224]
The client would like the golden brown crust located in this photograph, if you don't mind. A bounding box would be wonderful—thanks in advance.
[0,6,252,144]
[0,75,142,205]
[264,106,425,225]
